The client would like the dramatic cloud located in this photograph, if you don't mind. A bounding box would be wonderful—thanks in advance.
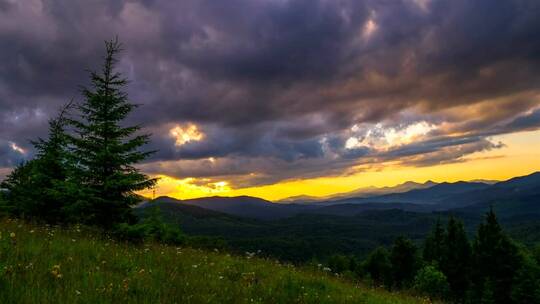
[1,0,540,187]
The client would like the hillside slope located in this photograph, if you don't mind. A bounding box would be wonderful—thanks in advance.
[146,196,316,220]
[0,218,425,304]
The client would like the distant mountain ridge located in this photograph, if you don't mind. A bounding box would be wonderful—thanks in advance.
[142,195,315,220]
[276,180,438,204]
[139,172,540,220]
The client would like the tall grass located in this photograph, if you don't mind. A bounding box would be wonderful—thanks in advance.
[0,218,430,303]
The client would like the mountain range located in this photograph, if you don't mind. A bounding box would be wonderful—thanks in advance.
[140,171,540,220]
[276,180,438,204]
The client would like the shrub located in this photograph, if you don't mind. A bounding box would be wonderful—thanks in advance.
[413,265,449,300]
[113,207,186,245]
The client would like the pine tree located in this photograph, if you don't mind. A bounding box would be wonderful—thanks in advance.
[471,208,522,304]
[0,103,73,222]
[391,236,419,289]
[442,216,471,302]
[29,102,73,222]
[511,256,540,304]
[364,246,393,288]
[0,161,37,217]
[423,217,445,265]
[69,39,157,227]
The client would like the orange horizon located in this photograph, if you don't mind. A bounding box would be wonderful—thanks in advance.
[139,129,540,202]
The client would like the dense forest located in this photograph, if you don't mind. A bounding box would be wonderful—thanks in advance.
[323,211,540,303]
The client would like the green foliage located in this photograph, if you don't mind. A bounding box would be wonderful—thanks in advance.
[390,236,419,289]
[511,255,540,304]
[0,218,426,304]
[186,235,229,250]
[327,254,353,274]
[67,39,157,227]
[423,217,445,265]
[413,265,449,300]
[0,161,38,217]
[114,207,186,245]
[471,208,523,304]
[363,246,392,287]
[0,103,74,223]
[441,216,471,302]
[480,279,495,304]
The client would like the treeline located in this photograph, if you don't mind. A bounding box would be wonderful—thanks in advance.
[324,210,540,304]
[0,40,161,236]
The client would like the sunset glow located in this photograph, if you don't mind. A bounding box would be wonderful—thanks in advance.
[140,129,540,201]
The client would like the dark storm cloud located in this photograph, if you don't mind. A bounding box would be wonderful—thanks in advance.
[1,0,540,186]
[498,108,540,132]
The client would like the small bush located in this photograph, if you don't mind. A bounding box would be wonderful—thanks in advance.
[413,265,449,300]
[113,207,186,245]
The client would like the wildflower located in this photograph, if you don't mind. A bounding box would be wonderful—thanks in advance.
[75,290,81,296]
[51,264,62,279]
[9,232,15,238]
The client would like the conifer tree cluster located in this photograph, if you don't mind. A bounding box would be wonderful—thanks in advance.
[329,210,540,303]
[0,39,156,228]
[410,210,540,303]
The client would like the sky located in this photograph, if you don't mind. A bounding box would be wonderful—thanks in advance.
[1,0,540,201]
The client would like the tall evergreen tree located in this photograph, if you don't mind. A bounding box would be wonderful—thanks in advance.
[69,39,156,227]
[442,216,471,302]
[391,236,419,289]
[423,217,445,265]
[471,208,522,304]
[0,103,73,222]
[29,102,73,222]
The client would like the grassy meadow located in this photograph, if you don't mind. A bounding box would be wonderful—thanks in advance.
[0,218,431,304]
